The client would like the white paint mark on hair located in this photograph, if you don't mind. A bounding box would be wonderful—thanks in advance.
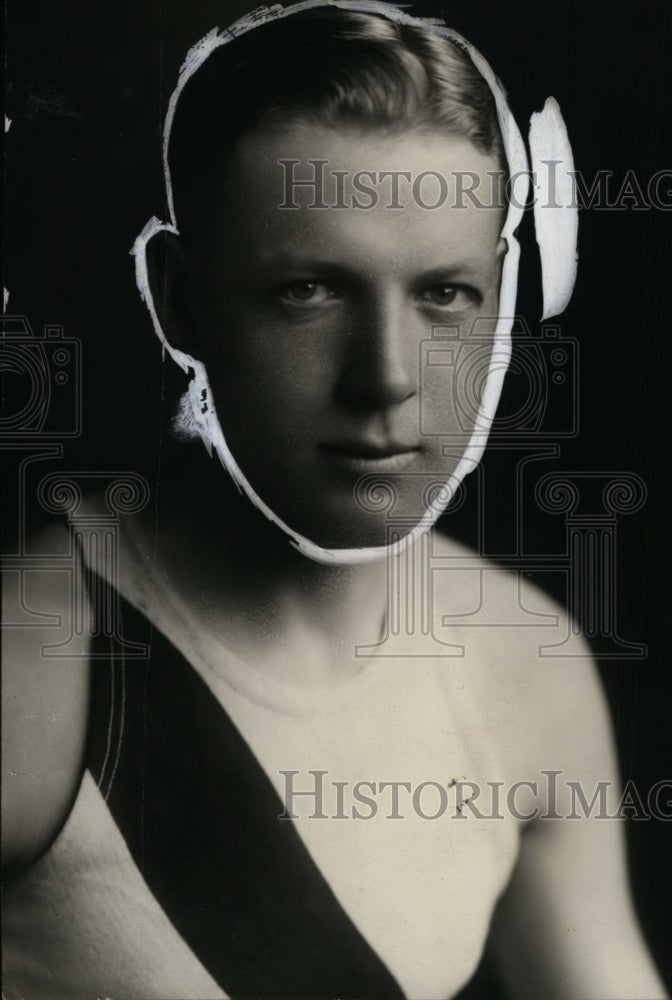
[529,97,579,320]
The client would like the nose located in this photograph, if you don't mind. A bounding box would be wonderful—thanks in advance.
[336,297,417,410]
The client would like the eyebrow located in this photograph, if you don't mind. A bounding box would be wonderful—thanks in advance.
[259,254,492,283]
[416,263,494,283]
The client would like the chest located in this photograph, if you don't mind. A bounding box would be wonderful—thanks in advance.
[94,573,524,999]
[217,664,521,1000]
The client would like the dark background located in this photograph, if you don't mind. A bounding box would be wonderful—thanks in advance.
[4,0,671,993]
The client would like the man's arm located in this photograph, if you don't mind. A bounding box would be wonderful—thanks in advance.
[2,525,90,871]
[487,652,667,999]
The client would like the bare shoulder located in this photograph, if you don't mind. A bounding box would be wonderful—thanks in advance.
[2,519,91,870]
[430,528,616,781]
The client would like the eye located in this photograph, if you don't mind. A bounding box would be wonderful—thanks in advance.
[417,284,476,310]
[279,280,339,306]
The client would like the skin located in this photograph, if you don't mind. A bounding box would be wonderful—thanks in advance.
[176,125,507,549]
[2,124,667,999]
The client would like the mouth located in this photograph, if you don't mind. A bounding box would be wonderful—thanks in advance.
[319,440,422,473]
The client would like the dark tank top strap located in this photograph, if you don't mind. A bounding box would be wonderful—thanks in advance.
[84,570,404,1000]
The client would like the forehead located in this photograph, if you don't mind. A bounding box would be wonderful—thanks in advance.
[195,125,505,274]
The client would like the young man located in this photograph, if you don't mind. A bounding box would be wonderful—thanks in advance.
[3,4,667,998]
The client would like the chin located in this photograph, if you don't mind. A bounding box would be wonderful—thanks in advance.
[273,500,431,555]
[215,451,448,557]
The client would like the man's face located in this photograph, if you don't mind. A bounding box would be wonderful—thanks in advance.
[183,125,506,548]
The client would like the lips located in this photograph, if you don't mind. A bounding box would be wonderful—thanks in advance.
[319,440,422,473]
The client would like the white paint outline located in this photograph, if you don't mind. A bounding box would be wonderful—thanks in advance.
[132,0,577,565]
[529,97,579,321]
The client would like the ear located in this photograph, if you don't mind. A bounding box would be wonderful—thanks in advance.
[143,226,194,353]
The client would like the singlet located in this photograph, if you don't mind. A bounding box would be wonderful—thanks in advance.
[3,567,517,999]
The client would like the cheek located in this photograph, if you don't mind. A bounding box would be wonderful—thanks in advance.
[199,337,332,443]
[201,311,339,399]
[418,310,501,438]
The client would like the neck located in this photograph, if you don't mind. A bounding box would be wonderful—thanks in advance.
[137,447,391,684]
